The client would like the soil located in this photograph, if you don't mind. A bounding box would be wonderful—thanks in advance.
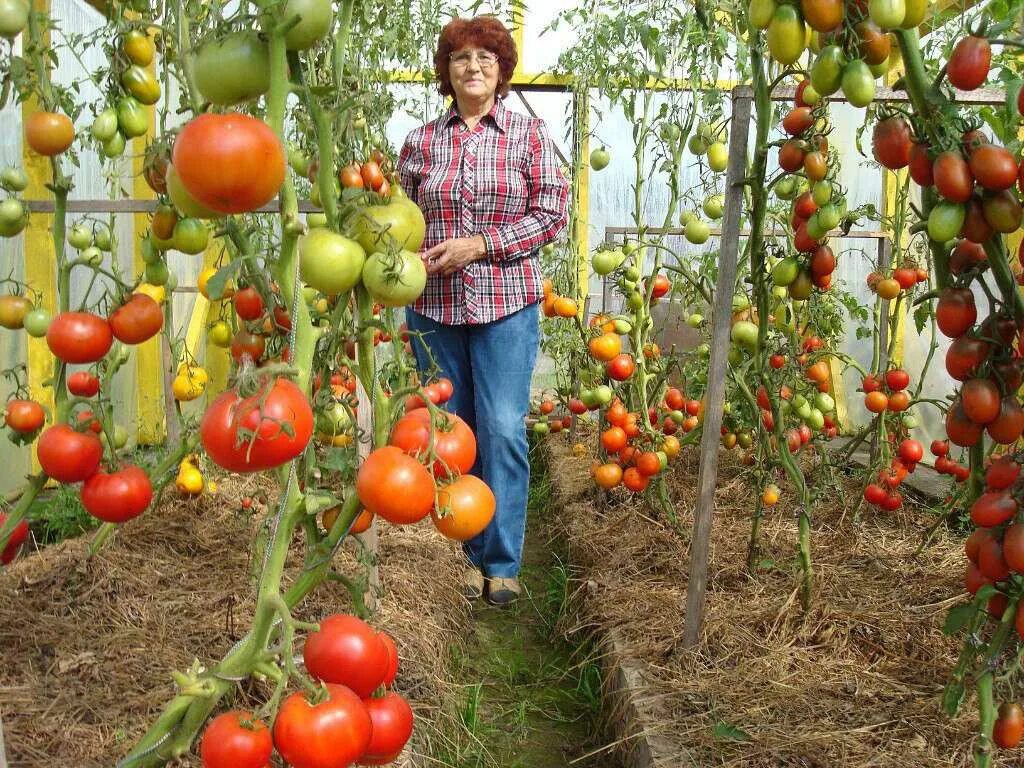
[543,436,998,768]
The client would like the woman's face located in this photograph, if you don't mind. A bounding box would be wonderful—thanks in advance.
[448,45,500,103]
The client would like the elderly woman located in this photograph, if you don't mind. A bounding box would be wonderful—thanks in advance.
[397,16,569,606]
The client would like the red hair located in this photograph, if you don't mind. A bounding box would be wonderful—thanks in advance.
[434,16,517,99]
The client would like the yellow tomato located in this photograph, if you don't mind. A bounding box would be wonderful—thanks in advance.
[172,372,205,401]
[123,29,156,66]
[176,464,204,495]
[317,432,353,447]
[177,363,209,384]
[198,266,234,300]
[208,320,232,347]
[762,484,781,506]
[135,282,165,303]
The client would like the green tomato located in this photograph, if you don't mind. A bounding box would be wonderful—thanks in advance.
[299,228,366,294]
[172,218,210,255]
[806,408,825,431]
[787,270,813,301]
[613,318,632,334]
[775,176,798,200]
[679,209,696,226]
[67,223,93,250]
[841,59,876,108]
[623,266,640,282]
[702,194,724,220]
[145,259,170,286]
[812,180,832,206]
[732,293,750,311]
[362,249,427,307]
[102,131,126,159]
[660,122,681,142]
[121,65,161,105]
[811,45,845,96]
[706,142,728,172]
[593,385,613,406]
[589,147,610,171]
[0,166,27,192]
[282,0,334,49]
[670,409,685,424]
[288,145,311,177]
[90,108,119,142]
[805,212,827,241]
[927,201,966,242]
[685,217,711,244]
[102,423,130,450]
[686,313,703,328]
[93,222,112,251]
[627,291,644,311]
[817,204,840,231]
[302,286,318,305]
[772,257,800,287]
[23,307,51,337]
[81,246,103,266]
[730,320,758,351]
[116,96,149,138]
[766,4,805,65]
[869,0,905,28]
[592,248,625,276]
[0,198,26,233]
[697,343,711,356]
[814,392,835,412]
[796,401,813,421]
[688,134,708,155]
[771,285,788,300]
[622,240,637,256]
[802,82,822,105]
[533,420,550,435]
[902,411,919,429]
[307,212,328,228]
[193,32,271,106]
[0,0,29,38]
[749,0,776,29]
[139,237,161,265]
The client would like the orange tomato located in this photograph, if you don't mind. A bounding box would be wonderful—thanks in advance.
[26,111,75,156]
[588,332,621,362]
[553,296,578,317]
[865,391,889,413]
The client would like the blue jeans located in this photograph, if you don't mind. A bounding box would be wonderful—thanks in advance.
[405,304,539,579]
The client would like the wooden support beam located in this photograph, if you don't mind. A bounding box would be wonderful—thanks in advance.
[682,85,752,648]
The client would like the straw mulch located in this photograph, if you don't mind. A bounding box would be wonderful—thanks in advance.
[0,474,468,767]
[546,438,991,768]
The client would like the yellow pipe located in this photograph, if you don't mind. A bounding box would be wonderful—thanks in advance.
[132,57,165,445]
[576,91,591,303]
[23,0,56,449]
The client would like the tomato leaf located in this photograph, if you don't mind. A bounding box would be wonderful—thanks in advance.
[305,489,341,517]
[206,260,240,302]
[713,720,751,742]
[321,447,357,474]
[913,301,932,335]
[942,600,978,635]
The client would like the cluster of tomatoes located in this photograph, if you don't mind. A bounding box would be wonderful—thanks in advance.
[775,90,843,298]
[681,119,728,244]
[929,439,971,482]
[199,613,413,768]
[865,261,928,300]
[862,437,924,511]
[585,312,640,383]
[592,396,683,493]
[861,367,912,415]
[0,165,29,238]
[88,28,159,160]
[531,396,573,435]
[337,149,391,196]
[758,0,918,103]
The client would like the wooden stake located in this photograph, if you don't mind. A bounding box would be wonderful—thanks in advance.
[682,86,753,648]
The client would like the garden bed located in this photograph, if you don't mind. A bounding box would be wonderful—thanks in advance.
[0,475,469,767]
[546,438,989,768]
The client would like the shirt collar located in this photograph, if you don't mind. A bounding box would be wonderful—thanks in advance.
[445,99,509,133]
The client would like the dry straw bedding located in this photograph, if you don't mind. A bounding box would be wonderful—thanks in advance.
[547,439,996,768]
[0,475,468,767]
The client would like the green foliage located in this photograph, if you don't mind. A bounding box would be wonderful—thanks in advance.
[27,484,99,545]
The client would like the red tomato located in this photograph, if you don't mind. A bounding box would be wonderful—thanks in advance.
[200,710,272,768]
[230,330,266,364]
[863,483,887,506]
[273,684,372,768]
[872,116,912,170]
[606,353,635,381]
[933,151,974,203]
[389,408,476,478]
[67,371,100,397]
[947,400,983,447]
[908,142,933,186]
[109,293,164,345]
[200,377,313,473]
[935,287,977,338]
[969,144,1018,191]
[779,140,805,172]
[356,446,435,524]
[46,312,114,364]
[172,113,286,214]
[884,369,910,391]
[234,287,264,321]
[0,512,29,564]
[898,439,923,465]
[769,354,785,369]
[971,491,1018,528]
[987,456,1021,491]
[4,399,45,434]
[359,692,415,765]
[434,377,454,403]
[947,36,991,91]
[303,614,389,696]
[379,631,399,688]
[622,466,649,493]
[81,465,153,523]
[961,377,1001,424]
[36,424,102,483]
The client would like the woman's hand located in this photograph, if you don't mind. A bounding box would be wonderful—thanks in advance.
[422,235,487,276]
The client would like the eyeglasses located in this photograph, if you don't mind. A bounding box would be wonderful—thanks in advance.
[449,50,498,70]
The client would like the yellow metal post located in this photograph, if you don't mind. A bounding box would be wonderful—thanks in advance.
[576,90,591,302]
[132,59,165,444]
[23,0,56,431]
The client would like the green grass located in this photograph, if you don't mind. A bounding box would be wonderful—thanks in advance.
[26,484,99,545]
[429,443,613,768]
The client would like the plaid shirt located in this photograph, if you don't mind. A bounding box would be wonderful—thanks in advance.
[397,99,569,325]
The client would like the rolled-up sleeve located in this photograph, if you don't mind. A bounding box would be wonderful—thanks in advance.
[479,119,569,261]
[397,131,423,206]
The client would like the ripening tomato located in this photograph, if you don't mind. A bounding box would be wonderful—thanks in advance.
[935,287,977,338]
[201,377,313,473]
[356,446,435,524]
[593,462,623,489]
[303,614,388,696]
[933,151,974,203]
[5,399,45,434]
[865,391,889,413]
[36,424,102,483]
[46,312,114,364]
[200,710,272,768]
[81,465,153,523]
[588,332,621,362]
[432,475,495,541]
[230,330,265,363]
[779,140,805,172]
[982,189,1023,233]
[606,353,635,381]
[389,408,476,478]
[947,36,991,91]
[25,111,75,156]
[109,293,164,345]
[359,692,415,765]
[783,107,814,136]
[969,144,1018,191]
[622,466,649,493]
[872,116,912,170]
[273,684,372,768]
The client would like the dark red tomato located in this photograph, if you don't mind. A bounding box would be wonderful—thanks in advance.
[36,424,102,482]
[946,399,983,447]
[959,198,993,245]
[935,287,977,338]
[986,455,1021,491]
[0,512,29,565]
[233,287,264,320]
[961,129,989,156]
[273,304,291,332]
[109,293,164,345]
[971,491,1018,528]
[979,536,1011,581]
[359,692,415,765]
[379,631,399,688]
[606,353,635,381]
[945,335,989,380]
[982,189,1023,233]
[778,140,805,172]
[966,527,993,563]
[782,107,813,136]
[933,151,974,203]
[67,371,100,397]
[809,245,835,277]
[994,702,1024,749]
[961,377,1001,424]
[81,465,153,523]
[303,613,388,697]
[884,369,910,391]
[794,191,818,219]
[4,399,45,434]
[872,116,912,170]
[389,408,476,478]
[931,439,949,456]
[966,561,991,594]
[988,398,1024,444]
[46,312,114,364]
[969,144,1018,191]
[1005,524,1024,573]
[200,710,272,768]
[201,377,313,473]
[230,330,266,363]
[272,684,372,768]
[948,36,991,91]
[908,142,934,186]
[993,358,1024,391]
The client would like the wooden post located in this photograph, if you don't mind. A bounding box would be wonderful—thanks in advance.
[681,86,752,648]
[355,375,379,613]
[0,711,7,768]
